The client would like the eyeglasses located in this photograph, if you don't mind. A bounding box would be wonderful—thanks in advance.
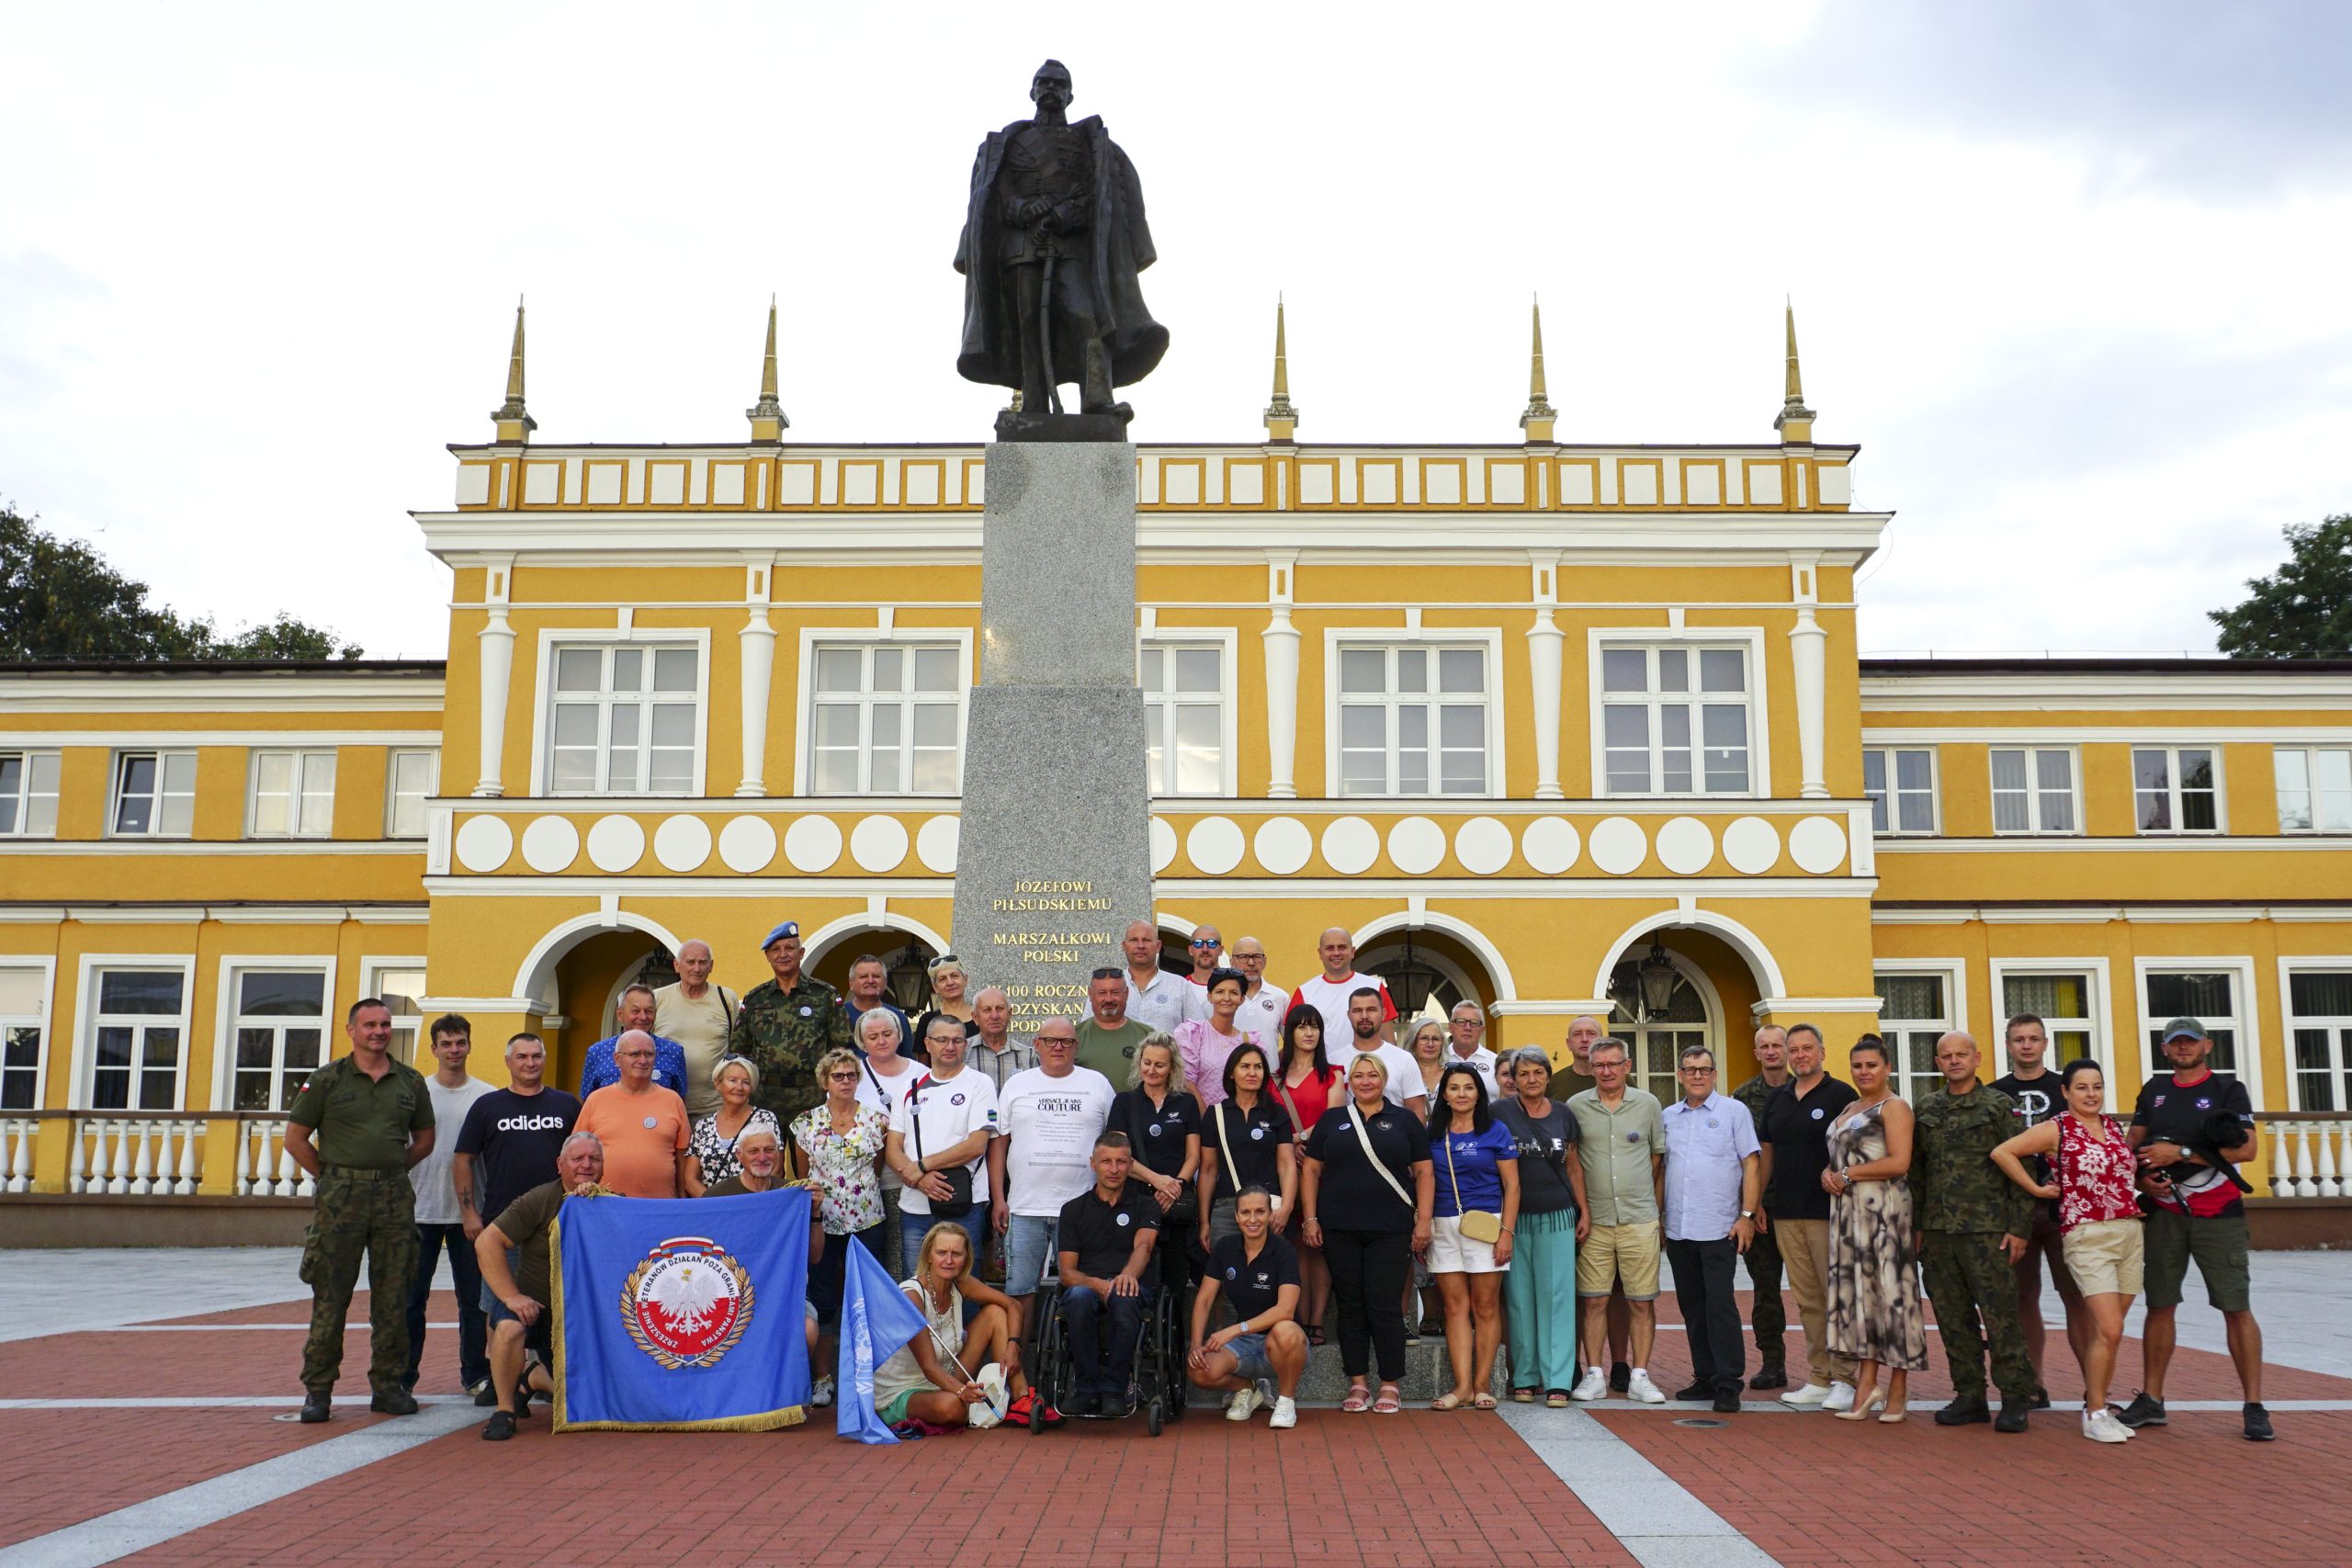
[1037,1036,1078,1047]
[826,1071,858,1082]
[1679,1066,1717,1076]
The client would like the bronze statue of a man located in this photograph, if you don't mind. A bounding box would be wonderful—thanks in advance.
[956,60,1167,428]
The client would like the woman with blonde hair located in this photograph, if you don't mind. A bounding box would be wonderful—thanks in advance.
[790,1046,889,1325]
[1112,1032,1201,1292]
[870,1221,1029,1428]
[683,1055,780,1195]
[912,952,978,1063]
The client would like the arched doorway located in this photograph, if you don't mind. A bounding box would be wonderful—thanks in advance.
[1357,924,1503,1033]
[808,932,943,1014]
[1603,937,1723,1104]
[509,910,687,1095]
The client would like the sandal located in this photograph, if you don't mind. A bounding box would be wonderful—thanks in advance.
[1341,1384,1372,1414]
[1309,1327,1327,1348]
[1546,1391,1570,1408]
[1473,1393,1498,1410]
[1430,1393,1465,1412]
[1374,1385,1402,1415]
[1511,1388,1537,1404]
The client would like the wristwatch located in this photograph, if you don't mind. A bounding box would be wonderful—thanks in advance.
[1739,1210,1754,1220]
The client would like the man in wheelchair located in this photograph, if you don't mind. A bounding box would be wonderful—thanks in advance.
[1054,1131,1163,1416]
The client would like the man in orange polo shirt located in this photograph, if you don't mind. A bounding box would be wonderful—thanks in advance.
[575,1030,689,1198]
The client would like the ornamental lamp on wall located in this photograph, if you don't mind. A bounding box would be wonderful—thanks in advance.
[1637,936,1679,1018]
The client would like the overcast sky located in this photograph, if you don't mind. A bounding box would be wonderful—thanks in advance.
[4,1,2346,660]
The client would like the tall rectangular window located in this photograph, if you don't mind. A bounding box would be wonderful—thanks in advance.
[2132,747,2219,833]
[385,750,437,839]
[230,970,329,1111]
[111,751,197,837]
[1862,747,1938,834]
[368,965,430,1066]
[1600,644,1752,795]
[0,966,45,1111]
[547,644,700,795]
[87,968,187,1111]
[2276,747,2352,833]
[2143,970,2241,1076]
[249,750,337,839]
[1874,972,1953,1103]
[2000,971,2097,1064]
[1337,643,1491,796]
[1142,643,1224,795]
[2287,970,2352,1111]
[1989,748,2077,834]
[0,751,61,838]
[808,643,963,795]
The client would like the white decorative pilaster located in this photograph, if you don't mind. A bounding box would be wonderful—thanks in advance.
[1526,552,1565,800]
[1787,552,1828,799]
[1261,552,1301,798]
[737,553,778,796]
[472,554,517,797]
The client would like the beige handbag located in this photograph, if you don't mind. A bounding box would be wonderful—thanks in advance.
[1443,1131,1503,1244]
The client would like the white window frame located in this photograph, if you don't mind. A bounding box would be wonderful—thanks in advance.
[107,750,198,839]
[71,955,198,1112]
[359,957,430,1066]
[2132,956,2265,1110]
[211,957,339,1114]
[2279,955,2352,1113]
[1323,626,1508,800]
[1138,629,1239,798]
[0,957,58,1113]
[1987,745,2083,836]
[1988,958,2113,1084]
[1861,746,1939,836]
[2275,745,2352,834]
[2131,746,2224,836]
[245,749,338,840]
[791,627,975,797]
[1872,958,1969,1104]
[384,750,439,840]
[0,750,62,839]
[1586,626,1770,800]
[527,627,712,798]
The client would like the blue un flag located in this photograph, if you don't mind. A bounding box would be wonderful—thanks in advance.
[837,1234,927,1444]
[553,1190,812,1431]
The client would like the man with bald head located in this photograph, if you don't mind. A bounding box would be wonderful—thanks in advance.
[1228,936,1287,1046]
[574,1030,690,1198]
[1124,919,1207,1034]
[1911,1030,2035,1431]
[654,939,740,1119]
[1290,926,1396,1048]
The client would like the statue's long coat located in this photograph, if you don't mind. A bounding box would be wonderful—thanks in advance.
[955,115,1169,390]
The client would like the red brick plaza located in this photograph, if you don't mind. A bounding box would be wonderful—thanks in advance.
[3,1259,2346,1568]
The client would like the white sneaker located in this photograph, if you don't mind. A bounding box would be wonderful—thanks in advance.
[1822,1381,1858,1413]
[1780,1382,1832,1408]
[1269,1395,1298,1429]
[809,1375,835,1409]
[1569,1367,1609,1402]
[2083,1408,2133,1444]
[1227,1386,1263,1422]
[1626,1370,1667,1404]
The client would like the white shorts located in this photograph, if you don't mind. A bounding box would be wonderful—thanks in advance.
[1428,1214,1506,1275]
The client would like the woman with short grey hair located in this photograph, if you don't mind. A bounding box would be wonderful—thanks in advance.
[684,1055,780,1195]
[1493,1045,1588,1404]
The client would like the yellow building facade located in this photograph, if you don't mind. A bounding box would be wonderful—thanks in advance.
[5,309,2351,1222]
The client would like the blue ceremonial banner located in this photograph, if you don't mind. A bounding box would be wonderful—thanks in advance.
[552,1190,812,1432]
[838,1232,927,1443]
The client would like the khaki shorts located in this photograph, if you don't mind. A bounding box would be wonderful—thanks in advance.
[2060,1216,2144,1299]
[1577,1220,1660,1301]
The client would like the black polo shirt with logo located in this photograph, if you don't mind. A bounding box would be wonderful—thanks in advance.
[1057,1179,1163,1279]
[1760,1075,1858,1221]
[1210,1231,1300,1325]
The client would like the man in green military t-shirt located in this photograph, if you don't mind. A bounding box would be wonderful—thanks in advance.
[285,996,436,1423]
[1076,967,1152,1083]
[1910,1030,2036,1433]
[730,920,856,1129]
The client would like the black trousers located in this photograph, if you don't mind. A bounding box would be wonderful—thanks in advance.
[1667,1236,1745,1394]
[1324,1227,1412,1382]
[1742,1221,1786,1365]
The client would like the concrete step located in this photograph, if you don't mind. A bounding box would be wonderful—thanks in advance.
[1183,1337,1512,1406]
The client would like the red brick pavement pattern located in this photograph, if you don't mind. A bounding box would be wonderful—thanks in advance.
[0,1409,383,1549]
[123,1413,1636,1568]
[1598,1406,2346,1567]
[0,1329,475,1399]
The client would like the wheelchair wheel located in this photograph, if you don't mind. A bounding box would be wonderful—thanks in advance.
[1146,1393,1164,1437]
[1159,1294,1189,1422]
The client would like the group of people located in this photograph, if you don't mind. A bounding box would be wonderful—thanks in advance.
[282,918,2275,1448]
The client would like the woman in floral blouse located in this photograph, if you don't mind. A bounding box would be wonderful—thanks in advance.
[683,1055,782,1194]
[791,1046,890,1325]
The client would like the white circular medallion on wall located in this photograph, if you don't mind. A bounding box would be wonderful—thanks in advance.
[1520,816,1580,875]
[1186,817,1246,876]
[1588,817,1648,876]
[653,814,714,873]
[1721,816,1781,875]
[850,815,910,873]
[1386,817,1446,875]
[1453,817,1513,876]
[915,815,961,874]
[718,815,776,874]
[1655,817,1715,876]
[782,815,842,874]
[585,814,646,874]
[520,816,582,874]
[1149,816,1178,874]
[453,815,514,874]
[1320,816,1380,875]
[1788,815,1849,874]
[1252,817,1313,875]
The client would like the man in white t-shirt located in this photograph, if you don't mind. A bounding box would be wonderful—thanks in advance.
[1290,927,1397,1048]
[988,1019,1116,1344]
[888,1015,1000,1268]
[1338,987,1427,1118]
[404,1015,498,1400]
[652,939,739,1120]
[1124,919,1208,1035]
[1443,999,1503,1101]
[1230,936,1288,1049]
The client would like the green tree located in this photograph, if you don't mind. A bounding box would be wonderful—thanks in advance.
[0,502,361,661]
[2211,513,2352,660]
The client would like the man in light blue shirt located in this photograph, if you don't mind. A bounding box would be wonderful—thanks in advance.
[578,984,689,1099]
[1661,1044,1760,1414]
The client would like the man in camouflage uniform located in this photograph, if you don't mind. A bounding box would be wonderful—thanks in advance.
[1911,1029,2036,1432]
[284,996,435,1423]
[1729,1023,1791,1388]
[729,920,856,1129]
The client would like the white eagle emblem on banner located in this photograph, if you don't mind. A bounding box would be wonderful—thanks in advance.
[620,1235,754,1370]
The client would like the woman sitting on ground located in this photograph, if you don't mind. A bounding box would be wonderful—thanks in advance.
[869,1221,1029,1428]
[1187,1186,1307,1429]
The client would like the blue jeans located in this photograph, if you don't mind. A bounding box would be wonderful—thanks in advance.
[1004,1214,1061,1298]
[1058,1281,1155,1397]
[902,1206,988,1276]
[405,1222,488,1391]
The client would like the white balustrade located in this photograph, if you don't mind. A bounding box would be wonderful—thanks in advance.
[3,1118,34,1192]
[2315,1121,2344,1199]
[107,1118,133,1194]
[2258,1120,2352,1199]
[175,1119,200,1195]
[130,1120,158,1196]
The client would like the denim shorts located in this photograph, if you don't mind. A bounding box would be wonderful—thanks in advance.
[1224,1330,1274,1382]
[485,1291,551,1359]
[1003,1213,1061,1297]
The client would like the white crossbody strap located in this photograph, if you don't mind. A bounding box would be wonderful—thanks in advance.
[1347,1098,1416,1211]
